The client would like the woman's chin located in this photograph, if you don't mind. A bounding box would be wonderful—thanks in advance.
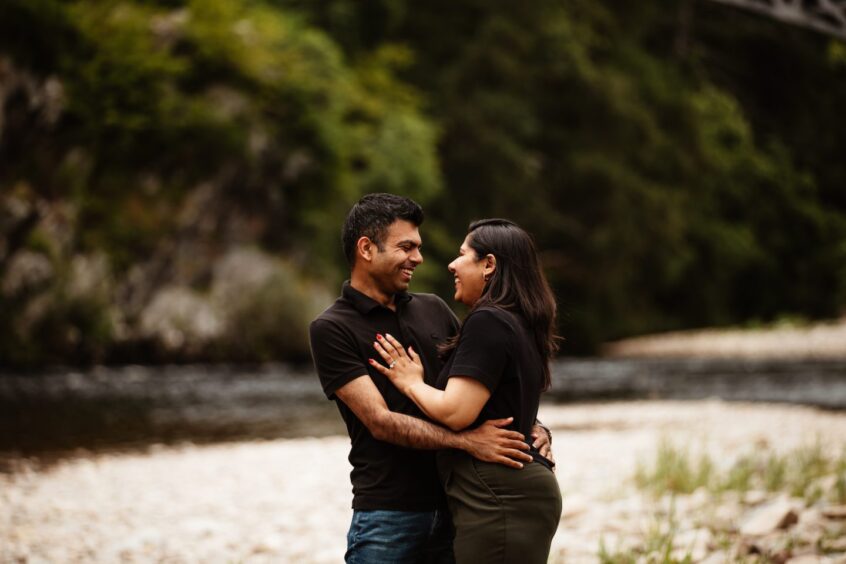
[454,294,476,308]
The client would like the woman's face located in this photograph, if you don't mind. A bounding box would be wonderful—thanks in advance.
[448,235,488,307]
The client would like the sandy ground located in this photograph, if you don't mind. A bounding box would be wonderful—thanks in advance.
[3,400,846,563]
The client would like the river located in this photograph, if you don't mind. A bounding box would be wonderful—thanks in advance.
[1,358,845,455]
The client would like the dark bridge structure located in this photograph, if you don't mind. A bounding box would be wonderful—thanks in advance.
[708,0,846,40]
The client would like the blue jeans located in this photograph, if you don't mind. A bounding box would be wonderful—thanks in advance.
[345,509,455,564]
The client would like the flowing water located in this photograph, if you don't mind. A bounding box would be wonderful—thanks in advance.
[1,358,845,455]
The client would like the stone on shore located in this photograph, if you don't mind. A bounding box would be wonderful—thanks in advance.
[740,496,802,536]
[822,505,846,520]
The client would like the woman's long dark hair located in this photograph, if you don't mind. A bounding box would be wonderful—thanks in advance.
[443,218,560,391]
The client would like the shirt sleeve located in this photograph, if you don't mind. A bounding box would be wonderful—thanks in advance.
[447,309,512,392]
[309,318,369,400]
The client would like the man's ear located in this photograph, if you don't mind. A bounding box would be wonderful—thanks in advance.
[357,236,374,263]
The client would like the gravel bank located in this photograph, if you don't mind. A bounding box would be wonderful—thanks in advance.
[604,318,846,359]
[3,400,846,563]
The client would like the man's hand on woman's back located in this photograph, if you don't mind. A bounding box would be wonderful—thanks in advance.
[459,417,533,469]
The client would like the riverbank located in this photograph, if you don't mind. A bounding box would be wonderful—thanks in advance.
[3,400,846,563]
[603,317,846,359]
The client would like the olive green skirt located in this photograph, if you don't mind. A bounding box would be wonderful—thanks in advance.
[436,450,563,564]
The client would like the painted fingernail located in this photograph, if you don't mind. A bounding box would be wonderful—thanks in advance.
[377,334,382,340]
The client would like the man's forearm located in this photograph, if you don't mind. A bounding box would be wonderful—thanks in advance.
[370,410,464,450]
[370,411,532,468]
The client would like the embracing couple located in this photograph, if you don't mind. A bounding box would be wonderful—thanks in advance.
[309,193,563,563]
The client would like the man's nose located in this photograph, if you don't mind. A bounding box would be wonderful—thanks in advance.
[411,248,423,264]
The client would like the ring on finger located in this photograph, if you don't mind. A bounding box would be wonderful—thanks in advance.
[388,360,396,369]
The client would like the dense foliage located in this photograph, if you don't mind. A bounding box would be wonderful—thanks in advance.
[1,0,844,364]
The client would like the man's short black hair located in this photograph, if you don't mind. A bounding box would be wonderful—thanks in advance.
[342,193,424,267]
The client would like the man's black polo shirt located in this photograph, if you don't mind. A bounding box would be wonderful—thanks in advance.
[309,281,460,511]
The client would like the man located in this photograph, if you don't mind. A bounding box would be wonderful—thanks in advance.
[309,194,553,563]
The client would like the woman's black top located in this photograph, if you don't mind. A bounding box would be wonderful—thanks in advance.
[436,306,551,467]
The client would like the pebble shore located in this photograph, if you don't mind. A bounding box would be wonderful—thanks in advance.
[3,400,846,563]
[604,317,846,359]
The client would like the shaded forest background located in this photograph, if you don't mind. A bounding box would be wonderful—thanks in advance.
[1,0,845,366]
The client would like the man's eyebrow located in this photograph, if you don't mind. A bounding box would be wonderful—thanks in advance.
[396,239,421,247]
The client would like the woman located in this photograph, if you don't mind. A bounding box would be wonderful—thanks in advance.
[369,218,562,563]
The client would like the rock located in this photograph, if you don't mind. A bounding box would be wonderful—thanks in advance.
[707,501,744,533]
[799,507,824,525]
[210,248,277,308]
[739,530,803,563]
[150,8,190,47]
[673,528,712,562]
[139,286,223,350]
[787,556,824,564]
[67,253,111,300]
[560,494,588,520]
[180,517,225,537]
[699,550,730,564]
[666,490,710,515]
[795,508,826,547]
[598,532,640,555]
[1,250,53,296]
[806,475,838,501]
[740,497,801,536]
[250,533,284,555]
[743,489,769,506]
[821,535,846,552]
[788,545,822,559]
[689,487,711,509]
[822,505,846,520]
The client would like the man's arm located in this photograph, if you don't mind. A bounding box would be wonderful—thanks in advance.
[336,376,533,468]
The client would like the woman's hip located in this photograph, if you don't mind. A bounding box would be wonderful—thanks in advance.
[437,450,562,514]
[436,451,562,563]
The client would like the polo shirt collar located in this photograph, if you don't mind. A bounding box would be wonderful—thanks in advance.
[342,280,412,314]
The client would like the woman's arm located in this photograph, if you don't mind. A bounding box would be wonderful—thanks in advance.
[406,376,490,431]
[370,333,491,431]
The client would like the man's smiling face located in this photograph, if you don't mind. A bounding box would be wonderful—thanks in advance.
[369,219,424,294]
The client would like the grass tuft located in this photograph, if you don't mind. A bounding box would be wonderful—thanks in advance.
[635,439,713,495]
[598,502,694,564]
[636,437,846,504]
